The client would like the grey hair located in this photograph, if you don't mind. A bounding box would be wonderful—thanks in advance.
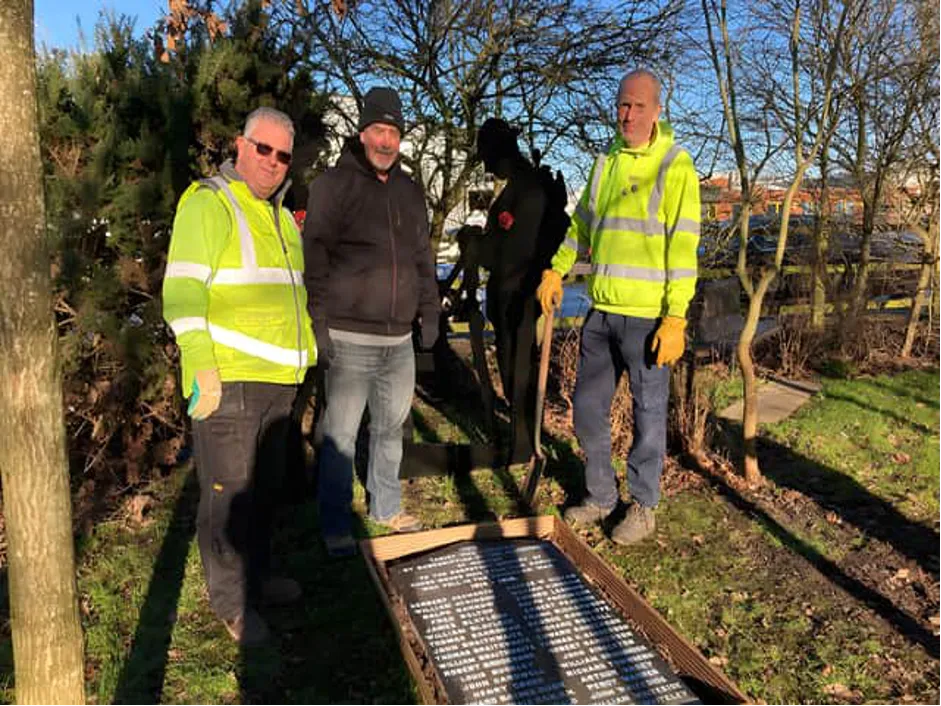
[244,107,295,144]
[618,69,662,106]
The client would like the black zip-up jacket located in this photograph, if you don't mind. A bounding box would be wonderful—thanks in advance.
[303,138,439,340]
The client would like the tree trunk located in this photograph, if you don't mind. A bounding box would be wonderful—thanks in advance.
[429,207,447,260]
[810,149,832,330]
[847,170,886,333]
[901,215,940,357]
[0,1,86,703]
[736,270,775,486]
[733,202,767,485]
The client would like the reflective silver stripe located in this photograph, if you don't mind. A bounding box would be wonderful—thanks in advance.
[208,176,257,270]
[597,215,661,236]
[591,264,698,282]
[563,236,581,252]
[209,323,308,368]
[648,145,683,221]
[169,316,208,336]
[588,153,607,235]
[212,267,301,286]
[592,263,666,282]
[574,202,592,225]
[165,262,212,283]
[597,214,701,236]
[669,268,698,280]
[672,217,701,235]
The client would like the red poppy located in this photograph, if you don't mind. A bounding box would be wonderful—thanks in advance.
[498,211,514,230]
[293,210,307,231]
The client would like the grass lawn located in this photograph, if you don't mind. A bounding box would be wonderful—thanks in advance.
[0,368,936,703]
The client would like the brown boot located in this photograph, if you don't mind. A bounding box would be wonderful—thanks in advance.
[611,503,656,546]
[381,512,423,533]
[563,501,615,526]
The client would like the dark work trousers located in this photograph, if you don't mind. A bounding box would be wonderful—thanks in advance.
[487,283,538,463]
[192,381,296,622]
[573,310,670,510]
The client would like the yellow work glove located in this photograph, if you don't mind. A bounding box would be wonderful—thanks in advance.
[536,270,563,317]
[188,368,222,421]
[651,316,687,367]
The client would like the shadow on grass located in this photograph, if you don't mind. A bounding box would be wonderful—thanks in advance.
[684,420,941,658]
[865,373,940,410]
[819,390,937,436]
[717,418,938,578]
[236,487,413,703]
[112,468,199,704]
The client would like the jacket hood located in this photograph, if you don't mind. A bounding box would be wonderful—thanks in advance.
[220,158,293,205]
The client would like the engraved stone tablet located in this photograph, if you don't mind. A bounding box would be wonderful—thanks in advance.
[387,539,701,705]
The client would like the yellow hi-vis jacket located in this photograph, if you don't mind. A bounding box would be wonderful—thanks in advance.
[162,162,316,398]
[550,121,700,319]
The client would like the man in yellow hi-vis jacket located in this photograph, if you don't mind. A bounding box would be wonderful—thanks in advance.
[162,107,316,645]
[537,69,700,545]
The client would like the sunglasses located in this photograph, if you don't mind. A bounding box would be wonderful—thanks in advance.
[245,136,292,166]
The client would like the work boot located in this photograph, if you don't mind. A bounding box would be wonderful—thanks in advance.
[223,609,270,646]
[563,501,614,526]
[611,503,657,546]
[261,576,302,605]
[381,511,423,533]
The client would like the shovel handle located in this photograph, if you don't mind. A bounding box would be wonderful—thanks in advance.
[533,307,554,458]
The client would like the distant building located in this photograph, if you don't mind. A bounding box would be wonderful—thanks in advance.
[699,172,915,227]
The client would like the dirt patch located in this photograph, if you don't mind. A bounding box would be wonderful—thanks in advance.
[687,449,939,658]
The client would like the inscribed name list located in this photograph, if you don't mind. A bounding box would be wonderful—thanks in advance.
[387,539,700,705]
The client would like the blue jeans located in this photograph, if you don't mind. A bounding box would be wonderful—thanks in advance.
[573,310,670,509]
[318,337,415,538]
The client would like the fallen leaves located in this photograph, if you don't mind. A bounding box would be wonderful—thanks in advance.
[823,682,862,701]
[708,654,729,667]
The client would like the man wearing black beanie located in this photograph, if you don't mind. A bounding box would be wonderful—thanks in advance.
[303,87,439,556]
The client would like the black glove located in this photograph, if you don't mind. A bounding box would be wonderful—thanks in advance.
[313,322,335,371]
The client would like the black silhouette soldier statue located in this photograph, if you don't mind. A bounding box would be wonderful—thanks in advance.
[442,118,570,466]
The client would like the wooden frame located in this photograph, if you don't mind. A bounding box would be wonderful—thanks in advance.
[360,516,748,704]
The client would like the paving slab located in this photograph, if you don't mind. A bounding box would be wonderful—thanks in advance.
[718,376,822,424]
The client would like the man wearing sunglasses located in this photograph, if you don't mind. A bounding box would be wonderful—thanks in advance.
[163,106,316,645]
[303,87,439,557]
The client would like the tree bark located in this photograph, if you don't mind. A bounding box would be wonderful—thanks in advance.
[810,146,832,330]
[0,1,86,703]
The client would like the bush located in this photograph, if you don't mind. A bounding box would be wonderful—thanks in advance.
[36,7,326,526]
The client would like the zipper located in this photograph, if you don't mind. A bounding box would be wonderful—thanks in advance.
[386,191,397,335]
[272,200,304,383]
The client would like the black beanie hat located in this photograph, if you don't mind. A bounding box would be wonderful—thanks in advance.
[358,87,405,134]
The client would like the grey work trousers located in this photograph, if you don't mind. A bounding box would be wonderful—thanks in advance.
[192,381,296,621]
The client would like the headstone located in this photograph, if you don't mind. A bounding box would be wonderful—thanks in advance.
[388,539,701,705]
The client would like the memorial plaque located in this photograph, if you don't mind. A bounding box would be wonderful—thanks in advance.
[361,517,745,705]
[387,539,700,705]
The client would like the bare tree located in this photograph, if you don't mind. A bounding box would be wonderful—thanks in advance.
[899,0,940,356]
[280,0,682,249]
[830,0,928,330]
[702,0,848,483]
[0,0,86,703]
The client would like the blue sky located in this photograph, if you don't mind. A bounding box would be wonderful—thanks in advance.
[34,0,164,50]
